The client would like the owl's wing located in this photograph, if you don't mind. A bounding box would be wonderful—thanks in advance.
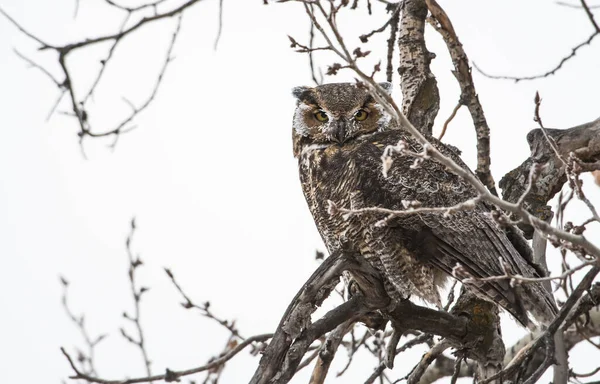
[353,136,557,325]
[417,210,556,326]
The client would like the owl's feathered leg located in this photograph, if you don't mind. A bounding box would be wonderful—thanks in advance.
[370,233,444,309]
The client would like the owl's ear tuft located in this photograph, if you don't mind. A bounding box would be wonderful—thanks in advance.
[292,86,314,101]
[378,82,393,95]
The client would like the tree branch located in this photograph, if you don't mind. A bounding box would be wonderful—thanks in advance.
[61,333,272,384]
[500,117,600,238]
[426,0,497,196]
[397,0,440,135]
[0,0,206,149]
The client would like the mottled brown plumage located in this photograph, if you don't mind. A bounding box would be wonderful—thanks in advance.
[292,82,557,327]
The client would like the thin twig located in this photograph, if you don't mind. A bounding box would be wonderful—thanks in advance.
[102,14,183,144]
[0,6,55,48]
[60,277,107,377]
[364,333,433,383]
[359,2,402,43]
[164,267,243,339]
[480,266,600,384]
[438,101,461,140]
[1,1,202,147]
[122,218,153,379]
[213,0,224,50]
[82,13,131,105]
[13,49,62,87]
[571,366,600,378]
[557,1,600,9]
[472,32,599,82]
[104,0,169,13]
[462,258,597,286]
[307,22,323,85]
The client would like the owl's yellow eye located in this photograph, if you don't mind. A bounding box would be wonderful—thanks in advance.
[354,109,369,121]
[314,110,329,122]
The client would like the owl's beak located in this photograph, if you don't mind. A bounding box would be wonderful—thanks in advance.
[331,120,347,144]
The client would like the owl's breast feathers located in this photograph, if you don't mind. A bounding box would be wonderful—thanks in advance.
[298,142,362,250]
[297,130,557,327]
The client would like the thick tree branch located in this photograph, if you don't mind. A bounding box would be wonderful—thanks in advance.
[308,320,355,384]
[500,117,600,238]
[250,251,351,384]
[426,0,497,196]
[397,0,440,135]
[280,4,600,384]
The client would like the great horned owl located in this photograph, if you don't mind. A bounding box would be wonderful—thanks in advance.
[291,82,557,327]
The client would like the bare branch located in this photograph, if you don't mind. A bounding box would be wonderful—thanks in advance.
[122,218,153,379]
[571,366,600,379]
[385,4,400,83]
[82,14,131,105]
[364,333,434,383]
[164,267,244,339]
[60,277,107,377]
[437,100,461,141]
[13,48,63,87]
[328,196,482,228]
[308,320,355,384]
[358,2,401,43]
[2,0,206,148]
[0,6,55,48]
[103,0,169,13]
[500,117,600,238]
[406,340,451,384]
[474,0,600,84]
[87,13,184,147]
[60,333,273,384]
[56,1,200,52]
[307,22,323,85]
[557,1,600,9]
[480,266,600,384]
[213,0,224,50]
[426,0,497,196]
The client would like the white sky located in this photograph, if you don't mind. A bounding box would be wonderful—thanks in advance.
[1,0,599,383]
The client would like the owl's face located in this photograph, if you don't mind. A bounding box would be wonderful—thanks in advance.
[291,82,392,156]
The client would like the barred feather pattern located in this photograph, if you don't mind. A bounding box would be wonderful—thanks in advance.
[296,129,557,327]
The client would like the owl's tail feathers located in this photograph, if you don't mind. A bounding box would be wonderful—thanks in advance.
[489,283,558,330]
[461,275,532,328]
[517,283,559,327]
[454,266,558,329]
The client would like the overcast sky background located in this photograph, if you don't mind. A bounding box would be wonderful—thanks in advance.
[1,0,599,383]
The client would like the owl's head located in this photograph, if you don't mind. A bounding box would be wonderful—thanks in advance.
[291,82,393,157]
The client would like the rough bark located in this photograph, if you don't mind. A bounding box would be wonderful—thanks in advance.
[418,284,600,384]
[450,289,504,382]
[500,118,600,238]
[397,0,440,135]
[250,255,512,384]
[426,0,497,196]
